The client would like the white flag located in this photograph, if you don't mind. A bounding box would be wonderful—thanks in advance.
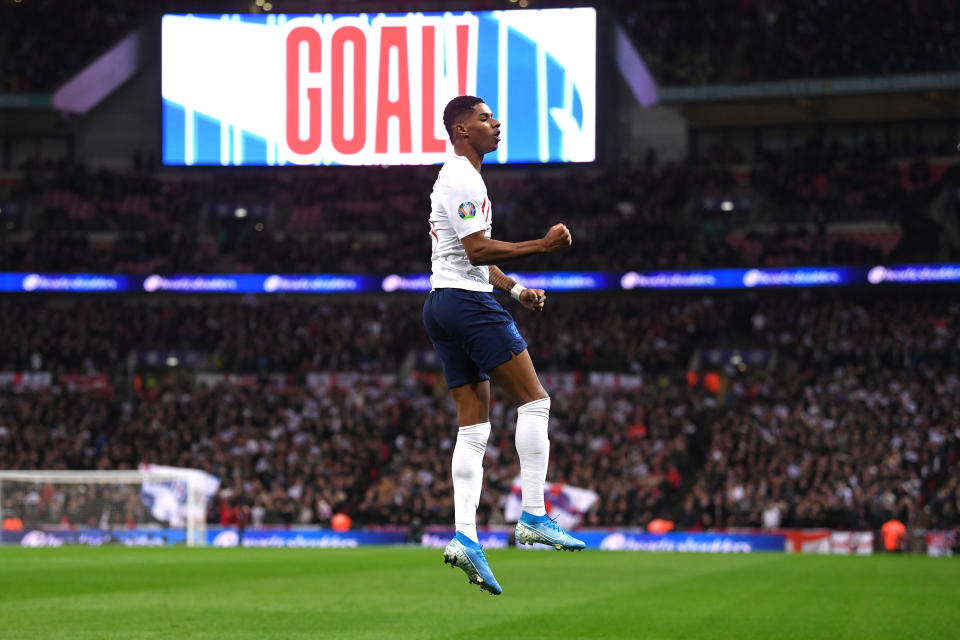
[138,463,220,527]
[504,476,598,530]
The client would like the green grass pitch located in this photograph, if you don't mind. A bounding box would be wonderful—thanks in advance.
[1,546,957,639]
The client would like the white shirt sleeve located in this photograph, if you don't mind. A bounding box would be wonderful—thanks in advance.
[443,173,488,239]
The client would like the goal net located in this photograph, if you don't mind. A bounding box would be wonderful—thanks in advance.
[0,467,218,547]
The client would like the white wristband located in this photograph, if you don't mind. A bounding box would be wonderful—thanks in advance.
[510,283,525,301]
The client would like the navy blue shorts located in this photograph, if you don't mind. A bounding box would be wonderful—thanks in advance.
[422,288,528,389]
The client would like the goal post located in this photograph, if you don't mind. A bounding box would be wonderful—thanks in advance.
[0,468,218,547]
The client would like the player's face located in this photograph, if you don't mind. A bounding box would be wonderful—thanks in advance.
[466,103,500,154]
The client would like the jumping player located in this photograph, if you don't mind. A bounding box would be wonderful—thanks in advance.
[423,95,585,596]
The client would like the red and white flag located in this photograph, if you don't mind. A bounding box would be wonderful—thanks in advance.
[504,477,598,530]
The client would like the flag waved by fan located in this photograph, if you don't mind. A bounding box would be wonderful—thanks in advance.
[138,463,220,527]
[504,477,598,531]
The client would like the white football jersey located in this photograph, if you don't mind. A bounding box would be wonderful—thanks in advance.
[428,154,494,292]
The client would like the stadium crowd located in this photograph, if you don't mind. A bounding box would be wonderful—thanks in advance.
[620,0,960,85]
[0,296,712,376]
[1,292,957,534]
[0,0,156,92]
[2,0,959,543]
[0,300,425,375]
[5,0,960,92]
[4,140,958,274]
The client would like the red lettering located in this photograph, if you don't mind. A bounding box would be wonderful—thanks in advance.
[420,26,446,153]
[375,26,412,154]
[286,27,323,155]
[456,24,469,96]
[331,27,366,154]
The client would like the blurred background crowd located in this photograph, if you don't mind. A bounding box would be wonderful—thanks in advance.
[620,0,960,85]
[1,293,957,534]
[4,139,960,274]
[1,0,958,547]
[5,0,960,91]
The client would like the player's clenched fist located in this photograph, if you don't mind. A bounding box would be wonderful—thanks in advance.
[519,288,547,312]
[542,224,572,252]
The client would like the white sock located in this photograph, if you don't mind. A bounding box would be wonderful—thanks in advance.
[451,421,491,543]
[516,397,550,517]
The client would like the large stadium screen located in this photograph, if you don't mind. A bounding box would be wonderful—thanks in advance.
[161,9,596,166]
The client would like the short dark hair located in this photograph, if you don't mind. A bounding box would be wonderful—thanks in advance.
[443,95,484,142]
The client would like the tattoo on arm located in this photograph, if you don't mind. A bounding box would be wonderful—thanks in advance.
[488,265,518,293]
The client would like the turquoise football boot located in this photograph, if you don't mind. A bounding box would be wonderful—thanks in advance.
[443,532,503,595]
[515,511,586,551]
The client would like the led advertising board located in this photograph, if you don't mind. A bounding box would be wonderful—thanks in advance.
[161,9,596,166]
[7,264,960,293]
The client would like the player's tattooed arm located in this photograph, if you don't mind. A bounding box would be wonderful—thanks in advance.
[488,265,518,293]
[489,266,547,312]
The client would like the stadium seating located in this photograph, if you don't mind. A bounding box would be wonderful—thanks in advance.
[618,0,960,85]
[3,143,958,273]
[2,0,958,543]
[6,1,959,92]
[0,0,156,91]
[1,293,957,532]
